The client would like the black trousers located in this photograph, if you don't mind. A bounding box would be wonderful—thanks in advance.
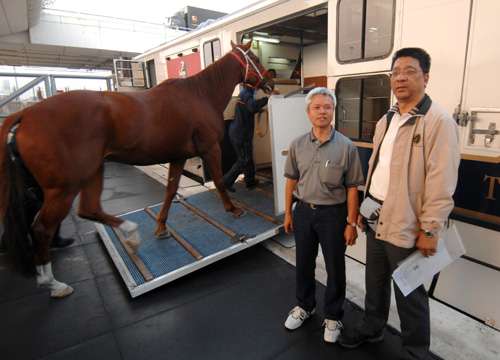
[0,185,62,249]
[364,228,430,360]
[293,201,347,320]
[223,137,255,188]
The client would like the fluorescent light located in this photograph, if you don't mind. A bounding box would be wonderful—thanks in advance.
[253,36,280,44]
[268,56,295,64]
[253,31,269,36]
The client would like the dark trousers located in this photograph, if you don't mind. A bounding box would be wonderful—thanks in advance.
[293,201,347,320]
[364,228,430,360]
[0,185,62,250]
[223,137,255,188]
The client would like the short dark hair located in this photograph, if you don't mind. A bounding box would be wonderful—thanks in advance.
[391,47,431,73]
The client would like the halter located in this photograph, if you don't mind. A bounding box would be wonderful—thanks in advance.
[229,46,268,89]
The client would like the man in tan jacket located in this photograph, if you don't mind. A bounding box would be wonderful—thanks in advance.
[338,48,460,359]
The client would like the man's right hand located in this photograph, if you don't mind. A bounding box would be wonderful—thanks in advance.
[284,212,294,234]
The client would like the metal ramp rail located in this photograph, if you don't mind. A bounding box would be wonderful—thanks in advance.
[96,183,283,297]
[0,72,112,124]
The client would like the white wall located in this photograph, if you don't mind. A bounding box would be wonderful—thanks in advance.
[259,42,301,79]
[303,42,327,78]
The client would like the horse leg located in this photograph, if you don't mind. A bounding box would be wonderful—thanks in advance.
[33,188,77,298]
[154,159,186,238]
[202,143,243,217]
[78,165,142,251]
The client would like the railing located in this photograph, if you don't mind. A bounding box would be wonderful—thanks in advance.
[0,72,112,125]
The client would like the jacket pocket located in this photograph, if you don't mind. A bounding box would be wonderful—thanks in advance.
[319,164,344,188]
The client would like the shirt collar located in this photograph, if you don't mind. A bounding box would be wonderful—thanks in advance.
[388,93,432,117]
[309,126,335,144]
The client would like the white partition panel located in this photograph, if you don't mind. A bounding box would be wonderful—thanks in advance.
[268,94,311,215]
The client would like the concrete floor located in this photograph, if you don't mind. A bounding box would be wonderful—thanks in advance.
[1,162,498,359]
[140,163,500,360]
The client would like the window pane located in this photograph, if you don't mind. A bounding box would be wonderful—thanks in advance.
[336,78,361,138]
[364,0,395,58]
[361,76,390,141]
[336,75,390,141]
[212,40,222,62]
[203,42,213,66]
[337,0,363,61]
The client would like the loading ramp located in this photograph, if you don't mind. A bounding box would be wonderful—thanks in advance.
[96,182,282,297]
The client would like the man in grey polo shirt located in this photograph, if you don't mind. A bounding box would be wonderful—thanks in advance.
[283,87,364,343]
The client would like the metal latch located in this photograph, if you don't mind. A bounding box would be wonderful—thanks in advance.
[455,111,470,127]
[470,122,499,147]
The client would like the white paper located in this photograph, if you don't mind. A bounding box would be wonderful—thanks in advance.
[392,224,466,297]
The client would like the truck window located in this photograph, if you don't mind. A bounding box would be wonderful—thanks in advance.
[337,0,395,62]
[335,75,390,142]
[203,38,221,66]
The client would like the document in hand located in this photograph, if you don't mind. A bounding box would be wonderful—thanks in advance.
[392,224,466,297]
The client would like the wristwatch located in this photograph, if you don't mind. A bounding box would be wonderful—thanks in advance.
[346,218,357,228]
[422,229,435,237]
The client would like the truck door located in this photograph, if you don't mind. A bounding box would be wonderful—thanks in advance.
[435,0,500,330]
[268,94,311,215]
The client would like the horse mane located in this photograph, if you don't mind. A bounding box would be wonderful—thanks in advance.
[155,52,241,115]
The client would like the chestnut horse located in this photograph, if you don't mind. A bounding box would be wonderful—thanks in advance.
[0,41,274,298]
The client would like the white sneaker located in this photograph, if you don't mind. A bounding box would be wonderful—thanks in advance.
[323,319,343,343]
[284,306,315,330]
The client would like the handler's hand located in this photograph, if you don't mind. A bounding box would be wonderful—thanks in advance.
[416,232,438,257]
[284,212,294,234]
[344,225,357,246]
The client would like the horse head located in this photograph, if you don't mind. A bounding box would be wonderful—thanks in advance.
[230,41,275,94]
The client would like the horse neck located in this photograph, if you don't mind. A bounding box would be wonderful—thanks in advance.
[190,54,242,114]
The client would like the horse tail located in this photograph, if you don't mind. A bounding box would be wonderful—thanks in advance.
[0,115,36,274]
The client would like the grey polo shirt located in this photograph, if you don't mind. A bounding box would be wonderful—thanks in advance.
[284,129,364,205]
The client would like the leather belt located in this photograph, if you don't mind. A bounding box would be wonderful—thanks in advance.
[298,200,344,210]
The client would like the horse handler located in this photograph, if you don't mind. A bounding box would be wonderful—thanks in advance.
[283,87,364,343]
[223,84,269,192]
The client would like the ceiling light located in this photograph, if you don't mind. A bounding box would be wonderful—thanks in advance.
[268,56,296,64]
[253,36,280,44]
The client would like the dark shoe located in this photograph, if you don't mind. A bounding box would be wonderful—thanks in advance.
[338,327,384,349]
[51,236,75,248]
[226,186,236,193]
[245,179,260,189]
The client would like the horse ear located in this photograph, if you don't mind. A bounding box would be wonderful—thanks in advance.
[242,40,252,51]
[230,40,236,49]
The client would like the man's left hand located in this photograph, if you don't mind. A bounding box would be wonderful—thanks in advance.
[344,225,357,246]
[416,231,438,257]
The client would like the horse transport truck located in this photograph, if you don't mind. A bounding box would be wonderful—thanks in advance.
[106,1,499,359]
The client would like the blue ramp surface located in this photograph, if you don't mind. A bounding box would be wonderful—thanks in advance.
[97,185,282,296]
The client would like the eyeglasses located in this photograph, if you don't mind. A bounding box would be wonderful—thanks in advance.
[310,105,334,112]
[389,68,421,78]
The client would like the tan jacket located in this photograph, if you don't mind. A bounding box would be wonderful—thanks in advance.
[365,95,460,248]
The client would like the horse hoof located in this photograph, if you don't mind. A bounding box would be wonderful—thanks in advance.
[232,209,246,218]
[125,239,141,253]
[155,230,171,239]
[51,285,74,299]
